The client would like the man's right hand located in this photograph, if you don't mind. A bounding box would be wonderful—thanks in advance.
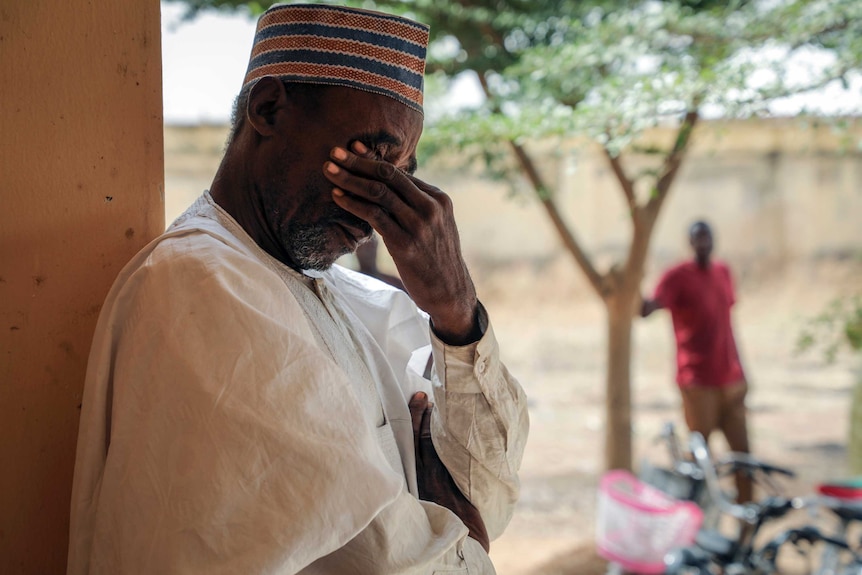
[641,297,662,318]
[408,392,490,553]
[326,143,482,347]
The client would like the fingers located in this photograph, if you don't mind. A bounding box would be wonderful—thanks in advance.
[324,143,475,331]
[327,145,412,196]
[347,141,440,197]
[420,405,432,439]
[341,141,417,198]
[408,391,428,438]
[331,184,406,242]
[409,391,435,466]
[324,147,436,233]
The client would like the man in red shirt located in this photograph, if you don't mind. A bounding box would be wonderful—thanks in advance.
[642,221,751,502]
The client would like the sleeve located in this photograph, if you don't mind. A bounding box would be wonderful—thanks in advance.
[428,302,530,541]
[654,267,680,310]
[80,239,406,575]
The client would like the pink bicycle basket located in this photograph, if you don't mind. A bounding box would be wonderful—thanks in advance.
[596,469,704,574]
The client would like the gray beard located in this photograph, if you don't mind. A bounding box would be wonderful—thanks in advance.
[265,178,373,271]
[285,221,346,271]
[282,213,373,271]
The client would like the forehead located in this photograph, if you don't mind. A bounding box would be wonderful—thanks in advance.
[690,225,712,240]
[312,85,423,147]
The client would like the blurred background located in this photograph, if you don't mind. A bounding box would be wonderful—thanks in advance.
[2,1,859,573]
[159,1,862,573]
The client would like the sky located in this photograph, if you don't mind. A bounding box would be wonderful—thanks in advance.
[160,2,860,125]
[160,2,484,124]
[161,3,258,124]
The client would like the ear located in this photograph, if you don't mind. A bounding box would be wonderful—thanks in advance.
[246,76,287,137]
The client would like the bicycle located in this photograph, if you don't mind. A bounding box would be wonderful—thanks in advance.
[665,433,862,575]
[810,486,862,575]
[667,524,862,575]
[639,422,795,530]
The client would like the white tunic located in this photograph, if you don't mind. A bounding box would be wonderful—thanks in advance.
[68,193,529,574]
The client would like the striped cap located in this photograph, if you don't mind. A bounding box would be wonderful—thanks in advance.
[243,4,429,113]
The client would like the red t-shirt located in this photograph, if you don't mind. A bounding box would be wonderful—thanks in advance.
[653,260,744,388]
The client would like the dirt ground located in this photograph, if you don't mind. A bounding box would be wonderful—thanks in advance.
[473,256,862,575]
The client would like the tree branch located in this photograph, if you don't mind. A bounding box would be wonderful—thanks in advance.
[745,63,856,105]
[665,12,852,51]
[650,108,700,212]
[508,141,607,297]
[476,73,607,297]
[603,147,637,216]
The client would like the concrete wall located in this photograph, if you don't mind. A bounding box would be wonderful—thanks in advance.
[559,119,862,272]
[0,2,163,572]
[164,119,862,280]
[437,119,862,276]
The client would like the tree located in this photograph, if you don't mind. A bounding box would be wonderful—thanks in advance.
[797,295,862,363]
[167,0,862,470]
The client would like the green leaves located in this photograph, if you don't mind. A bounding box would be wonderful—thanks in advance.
[796,294,862,363]
[170,0,862,182]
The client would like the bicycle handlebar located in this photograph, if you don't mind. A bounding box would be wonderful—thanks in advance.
[716,452,796,479]
[689,433,797,525]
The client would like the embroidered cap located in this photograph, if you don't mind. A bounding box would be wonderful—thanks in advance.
[242,4,429,113]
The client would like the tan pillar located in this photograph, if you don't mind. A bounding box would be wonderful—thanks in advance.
[0,1,164,572]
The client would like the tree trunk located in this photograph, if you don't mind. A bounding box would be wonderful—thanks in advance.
[477,71,697,472]
[605,291,635,471]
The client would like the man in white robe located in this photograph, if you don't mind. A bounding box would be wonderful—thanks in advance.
[68,4,529,574]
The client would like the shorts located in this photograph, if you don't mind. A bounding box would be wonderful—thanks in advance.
[679,380,749,453]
